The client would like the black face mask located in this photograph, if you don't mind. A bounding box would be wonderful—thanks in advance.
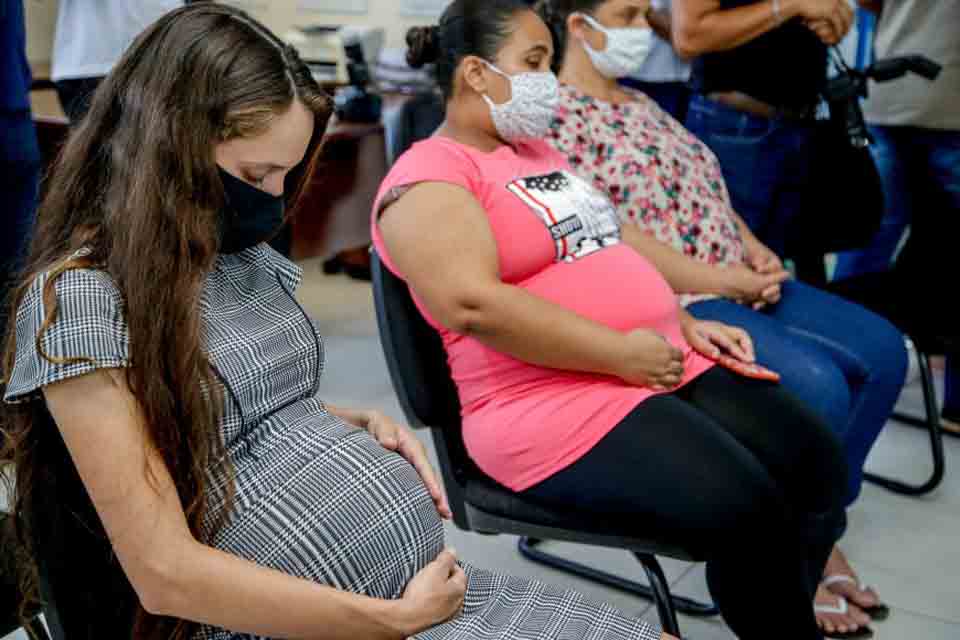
[217,167,286,254]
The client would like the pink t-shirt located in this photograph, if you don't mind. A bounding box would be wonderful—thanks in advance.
[371,136,714,491]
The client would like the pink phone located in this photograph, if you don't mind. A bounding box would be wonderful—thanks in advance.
[714,353,781,383]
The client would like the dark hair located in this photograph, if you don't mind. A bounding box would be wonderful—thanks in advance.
[536,0,605,71]
[1,4,330,638]
[406,0,533,99]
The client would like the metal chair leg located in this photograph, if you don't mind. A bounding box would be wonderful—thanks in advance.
[865,350,946,495]
[891,411,960,439]
[517,537,719,620]
[635,552,682,638]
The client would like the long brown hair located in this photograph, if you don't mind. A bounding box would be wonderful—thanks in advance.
[0,4,331,637]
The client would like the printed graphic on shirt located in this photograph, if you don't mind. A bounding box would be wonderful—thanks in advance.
[506,170,621,262]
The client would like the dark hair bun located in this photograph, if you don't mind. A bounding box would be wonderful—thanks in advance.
[406,25,440,68]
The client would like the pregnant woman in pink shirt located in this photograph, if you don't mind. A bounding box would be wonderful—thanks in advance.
[374,2,846,639]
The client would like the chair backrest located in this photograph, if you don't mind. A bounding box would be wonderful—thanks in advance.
[0,513,29,636]
[391,92,445,162]
[29,408,138,639]
[370,250,476,528]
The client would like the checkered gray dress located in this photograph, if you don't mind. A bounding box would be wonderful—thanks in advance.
[4,244,660,640]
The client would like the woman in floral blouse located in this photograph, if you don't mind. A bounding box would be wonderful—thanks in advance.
[539,0,906,637]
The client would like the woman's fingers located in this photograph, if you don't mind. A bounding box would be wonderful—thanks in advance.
[689,327,720,358]
[367,412,399,449]
[398,430,452,519]
[761,283,781,303]
[730,328,755,362]
[700,326,750,362]
[654,370,684,389]
[706,327,738,357]
[806,18,839,44]
[435,547,458,573]
[369,413,453,519]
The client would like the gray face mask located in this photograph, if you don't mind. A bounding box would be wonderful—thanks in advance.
[481,61,560,143]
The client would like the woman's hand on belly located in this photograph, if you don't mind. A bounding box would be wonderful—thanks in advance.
[396,549,467,635]
[617,329,687,390]
[326,404,452,519]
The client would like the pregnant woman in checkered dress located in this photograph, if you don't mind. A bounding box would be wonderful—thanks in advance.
[0,5,662,640]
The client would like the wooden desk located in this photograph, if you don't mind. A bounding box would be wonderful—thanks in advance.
[290,119,388,262]
[290,94,412,263]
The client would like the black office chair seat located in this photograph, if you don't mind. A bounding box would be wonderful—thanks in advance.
[462,470,697,558]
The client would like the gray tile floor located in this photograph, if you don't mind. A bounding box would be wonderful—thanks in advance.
[5,263,959,639]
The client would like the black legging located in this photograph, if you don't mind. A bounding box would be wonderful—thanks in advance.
[521,366,847,640]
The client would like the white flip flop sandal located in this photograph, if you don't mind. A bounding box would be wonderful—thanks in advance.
[823,574,890,621]
[814,595,874,639]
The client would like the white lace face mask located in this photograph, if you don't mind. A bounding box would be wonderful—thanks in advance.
[577,13,653,79]
[481,61,560,143]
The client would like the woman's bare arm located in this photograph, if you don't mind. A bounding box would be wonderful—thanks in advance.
[42,369,462,639]
[619,223,735,296]
[672,0,853,57]
[378,182,684,388]
[619,223,788,305]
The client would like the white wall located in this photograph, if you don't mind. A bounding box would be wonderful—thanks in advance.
[25,0,59,64]
[224,0,439,49]
[24,1,442,66]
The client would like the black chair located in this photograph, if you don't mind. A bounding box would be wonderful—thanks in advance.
[389,91,445,163]
[827,270,952,496]
[18,409,138,639]
[370,250,718,637]
[1,513,49,640]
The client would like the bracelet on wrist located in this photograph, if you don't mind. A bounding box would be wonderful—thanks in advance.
[772,0,783,25]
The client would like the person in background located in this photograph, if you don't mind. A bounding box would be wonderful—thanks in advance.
[834,0,960,435]
[539,1,903,637]
[619,0,692,122]
[1,0,40,335]
[673,0,853,257]
[1,2,41,631]
[52,0,183,121]
[3,5,674,638]
[378,2,850,638]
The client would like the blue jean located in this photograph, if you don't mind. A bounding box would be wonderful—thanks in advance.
[946,364,959,422]
[689,280,907,506]
[685,94,815,257]
[834,125,960,418]
[0,110,40,332]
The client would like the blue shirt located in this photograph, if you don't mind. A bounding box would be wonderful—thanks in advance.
[1,0,33,112]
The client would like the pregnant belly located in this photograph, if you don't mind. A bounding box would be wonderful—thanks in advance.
[212,407,445,600]
[520,244,682,335]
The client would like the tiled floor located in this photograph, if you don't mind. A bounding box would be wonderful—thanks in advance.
[5,262,959,639]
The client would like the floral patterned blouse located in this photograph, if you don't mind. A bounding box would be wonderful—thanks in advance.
[549,84,748,302]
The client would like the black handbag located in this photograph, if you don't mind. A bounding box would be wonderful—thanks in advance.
[788,114,885,257]
[787,47,888,259]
